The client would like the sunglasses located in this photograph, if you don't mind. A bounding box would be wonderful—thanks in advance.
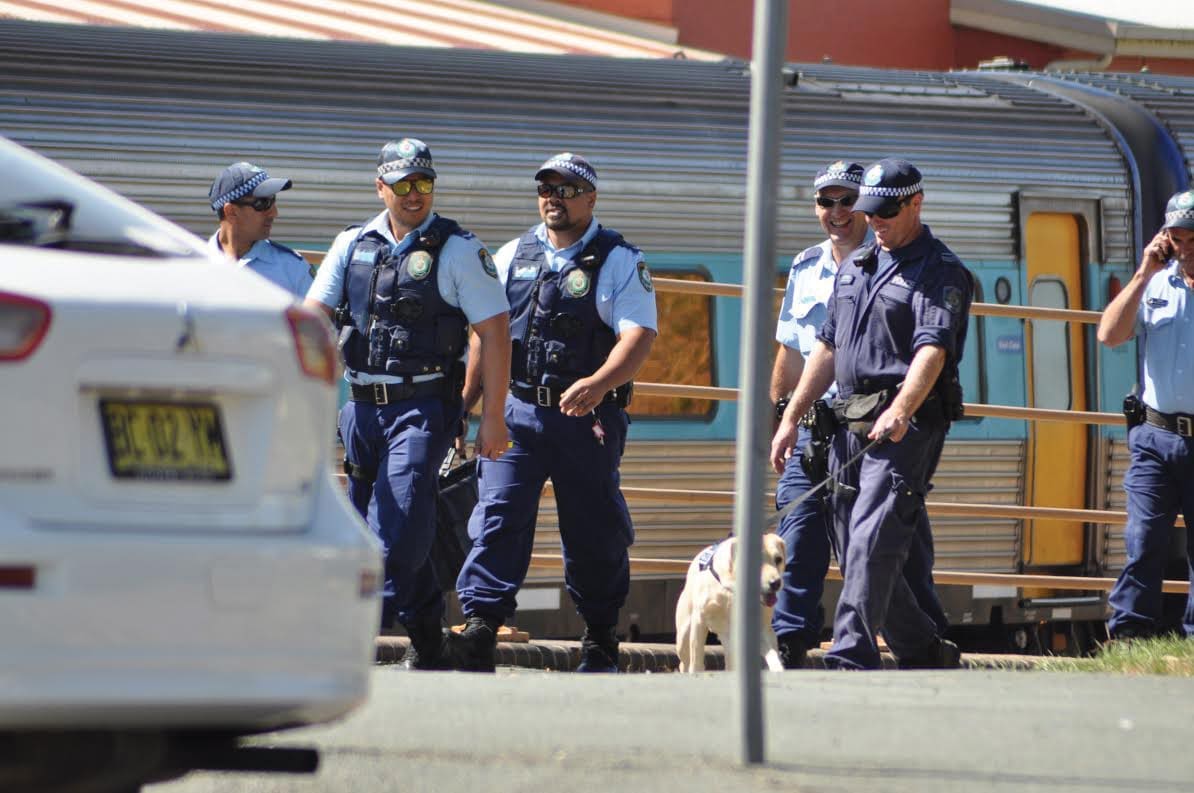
[232,195,276,212]
[869,197,912,220]
[537,183,592,200]
[390,178,435,196]
[815,194,858,209]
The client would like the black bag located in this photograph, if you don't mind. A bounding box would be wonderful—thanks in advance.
[430,450,478,589]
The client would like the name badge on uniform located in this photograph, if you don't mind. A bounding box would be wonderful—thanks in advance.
[1147,297,1169,308]
[513,265,538,280]
[351,247,376,264]
[891,274,911,287]
[839,274,855,285]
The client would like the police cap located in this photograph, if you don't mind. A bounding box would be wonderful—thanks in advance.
[209,162,292,212]
[1162,190,1194,232]
[814,161,863,191]
[535,152,598,189]
[377,138,437,184]
[854,158,923,216]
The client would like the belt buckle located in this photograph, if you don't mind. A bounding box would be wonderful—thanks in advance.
[535,385,552,407]
[1178,415,1193,437]
[373,382,389,406]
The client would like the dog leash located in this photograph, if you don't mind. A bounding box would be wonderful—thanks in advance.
[764,430,889,531]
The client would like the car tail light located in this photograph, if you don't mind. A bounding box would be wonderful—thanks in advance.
[0,291,51,362]
[285,305,337,385]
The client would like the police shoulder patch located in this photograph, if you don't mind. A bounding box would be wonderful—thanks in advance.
[637,260,654,292]
[479,248,498,278]
[407,250,433,280]
[943,285,963,312]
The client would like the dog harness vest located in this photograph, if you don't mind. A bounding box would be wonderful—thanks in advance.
[696,540,728,588]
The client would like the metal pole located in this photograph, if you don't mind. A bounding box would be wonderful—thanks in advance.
[734,0,789,768]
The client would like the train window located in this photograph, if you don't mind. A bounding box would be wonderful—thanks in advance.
[1028,277,1072,410]
[630,270,715,420]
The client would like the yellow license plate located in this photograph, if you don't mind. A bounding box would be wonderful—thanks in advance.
[100,399,232,481]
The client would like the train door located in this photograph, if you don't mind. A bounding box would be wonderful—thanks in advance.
[1019,201,1096,569]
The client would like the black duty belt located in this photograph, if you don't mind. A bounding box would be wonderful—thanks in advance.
[1144,406,1194,438]
[510,383,629,409]
[350,379,449,406]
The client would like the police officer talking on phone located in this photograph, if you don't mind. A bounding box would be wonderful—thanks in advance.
[305,138,511,669]
[770,158,971,670]
[1097,189,1194,641]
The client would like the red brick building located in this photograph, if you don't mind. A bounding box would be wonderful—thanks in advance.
[560,0,1194,74]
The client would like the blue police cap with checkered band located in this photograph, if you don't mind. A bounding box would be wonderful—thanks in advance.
[377,138,437,184]
[854,158,923,215]
[535,152,598,189]
[1163,190,1194,232]
[814,161,863,191]
[209,162,292,212]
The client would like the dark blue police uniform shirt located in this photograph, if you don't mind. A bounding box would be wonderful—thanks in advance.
[817,225,970,397]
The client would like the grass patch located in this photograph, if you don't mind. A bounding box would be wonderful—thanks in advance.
[1036,635,1194,676]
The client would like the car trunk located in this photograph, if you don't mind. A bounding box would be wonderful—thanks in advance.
[2,251,335,533]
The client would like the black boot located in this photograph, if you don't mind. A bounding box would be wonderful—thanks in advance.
[451,613,501,673]
[776,633,810,670]
[401,617,452,671]
[576,624,620,673]
[897,636,962,670]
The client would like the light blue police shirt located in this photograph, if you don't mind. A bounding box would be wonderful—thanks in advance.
[1136,261,1194,414]
[774,232,872,399]
[206,233,314,298]
[492,217,658,335]
[307,210,509,385]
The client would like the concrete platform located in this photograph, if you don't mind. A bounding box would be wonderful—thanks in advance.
[375,636,1042,671]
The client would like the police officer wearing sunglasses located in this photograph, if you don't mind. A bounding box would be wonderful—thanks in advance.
[453,153,657,673]
[1098,190,1194,642]
[305,138,511,669]
[207,161,314,297]
[771,158,972,670]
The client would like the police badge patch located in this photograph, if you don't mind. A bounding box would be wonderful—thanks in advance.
[565,269,590,298]
[943,286,963,312]
[479,248,497,278]
[407,250,433,280]
[864,165,884,186]
[1179,192,1194,210]
[637,261,654,292]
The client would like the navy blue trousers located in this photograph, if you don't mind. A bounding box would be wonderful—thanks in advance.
[1108,423,1194,638]
[340,396,456,629]
[772,426,832,647]
[825,421,949,669]
[456,395,633,626]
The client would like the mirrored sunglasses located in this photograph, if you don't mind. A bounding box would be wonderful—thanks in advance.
[869,197,911,220]
[390,178,435,196]
[815,194,857,209]
[232,195,276,212]
[537,182,592,200]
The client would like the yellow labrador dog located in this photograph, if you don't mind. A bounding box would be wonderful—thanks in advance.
[674,533,787,673]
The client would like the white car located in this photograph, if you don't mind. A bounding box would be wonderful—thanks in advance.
[0,138,381,790]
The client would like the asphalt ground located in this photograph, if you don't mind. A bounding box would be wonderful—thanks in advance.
[150,662,1194,793]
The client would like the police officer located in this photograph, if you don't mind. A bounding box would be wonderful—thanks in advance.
[207,161,314,297]
[770,161,871,668]
[770,158,971,670]
[1098,189,1194,641]
[454,153,657,672]
[305,138,511,669]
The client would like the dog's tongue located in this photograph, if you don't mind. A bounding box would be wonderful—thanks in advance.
[764,592,777,607]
